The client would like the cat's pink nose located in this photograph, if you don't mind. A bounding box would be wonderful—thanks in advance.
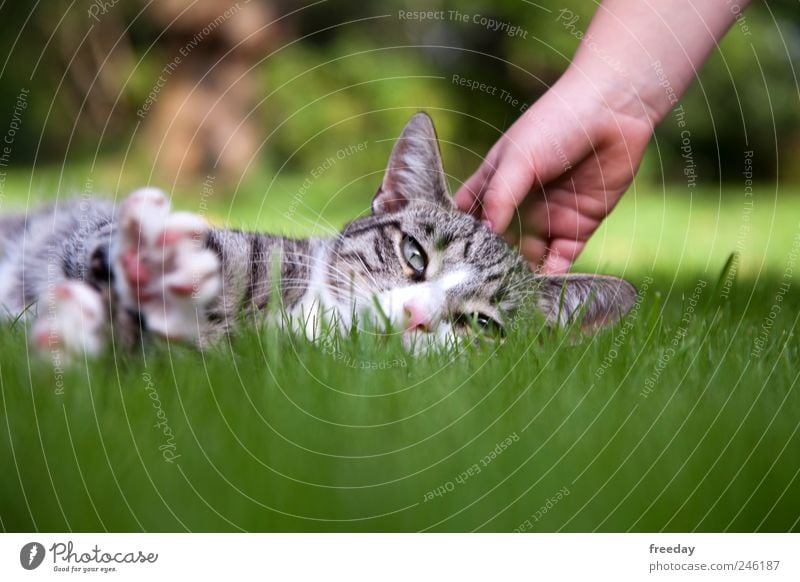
[403,300,432,332]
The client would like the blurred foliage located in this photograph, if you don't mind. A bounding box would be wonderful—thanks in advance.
[0,0,797,189]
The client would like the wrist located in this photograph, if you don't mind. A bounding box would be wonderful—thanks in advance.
[547,64,657,140]
[561,54,659,128]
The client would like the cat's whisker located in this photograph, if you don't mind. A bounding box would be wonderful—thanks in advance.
[330,246,384,296]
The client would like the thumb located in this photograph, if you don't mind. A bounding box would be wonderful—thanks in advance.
[454,157,494,218]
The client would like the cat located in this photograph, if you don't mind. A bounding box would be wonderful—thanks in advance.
[0,113,637,357]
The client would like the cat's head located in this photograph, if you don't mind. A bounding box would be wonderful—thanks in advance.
[329,112,636,344]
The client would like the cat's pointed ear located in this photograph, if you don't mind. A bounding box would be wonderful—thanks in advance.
[372,112,454,215]
[535,274,638,330]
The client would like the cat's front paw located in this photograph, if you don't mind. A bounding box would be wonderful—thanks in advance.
[113,188,221,342]
[32,281,106,358]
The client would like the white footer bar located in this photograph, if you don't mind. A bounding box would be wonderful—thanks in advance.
[1,533,797,581]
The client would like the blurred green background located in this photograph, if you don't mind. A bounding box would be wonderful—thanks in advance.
[0,2,797,194]
[0,0,798,175]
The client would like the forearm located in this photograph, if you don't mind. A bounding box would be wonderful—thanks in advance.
[563,0,749,125]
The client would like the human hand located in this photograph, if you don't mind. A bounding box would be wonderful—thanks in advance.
[454,70,653,273]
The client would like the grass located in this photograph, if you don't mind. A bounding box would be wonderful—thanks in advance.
[0,168,799,532]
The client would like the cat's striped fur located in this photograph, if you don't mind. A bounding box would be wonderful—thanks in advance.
[0,113,637,356]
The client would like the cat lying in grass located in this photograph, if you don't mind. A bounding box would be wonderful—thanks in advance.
[0,113,636,357]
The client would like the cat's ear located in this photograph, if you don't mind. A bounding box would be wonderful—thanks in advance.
[534,274,638,330]
[372,112,454,215]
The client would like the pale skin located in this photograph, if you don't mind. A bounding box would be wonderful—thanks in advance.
[455,0,751,273]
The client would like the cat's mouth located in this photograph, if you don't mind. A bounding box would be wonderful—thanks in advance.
[353,294,505,348]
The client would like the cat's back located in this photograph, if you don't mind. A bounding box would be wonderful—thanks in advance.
[0,197,114,245]
[0,197,116,310]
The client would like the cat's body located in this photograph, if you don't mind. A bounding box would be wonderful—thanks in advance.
[0,114,636,357]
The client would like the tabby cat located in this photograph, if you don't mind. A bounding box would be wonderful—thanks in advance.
[0,113,636,357]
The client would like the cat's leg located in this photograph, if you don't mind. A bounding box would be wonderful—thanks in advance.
[31,280,107,357]
[111,188,221,343]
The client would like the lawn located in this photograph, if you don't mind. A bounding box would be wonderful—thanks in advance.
[1,167,798,532]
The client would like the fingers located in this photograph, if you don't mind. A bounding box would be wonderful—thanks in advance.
[542,253,574,274]
[454,158,494,218]
[541,238,587,274]
[479,150,537,233]
[517,234,580,274]
[455,135,537,232]
[518,235,547,267]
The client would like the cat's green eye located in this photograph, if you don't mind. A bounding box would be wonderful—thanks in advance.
[474,314,492,328]
[401,236,427,277]
[454,312,504,336]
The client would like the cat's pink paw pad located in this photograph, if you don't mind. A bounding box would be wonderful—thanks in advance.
[32,281,106,357]
[114,188,221,341]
